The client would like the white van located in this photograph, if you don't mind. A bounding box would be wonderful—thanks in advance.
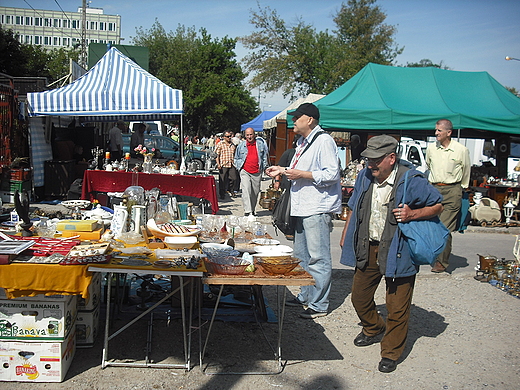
[128,121,163,136]
[397,137,428,172]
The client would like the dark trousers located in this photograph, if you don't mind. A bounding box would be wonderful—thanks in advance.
[110,150,122,161]
[218,166,237,197]
[351,243,416,361]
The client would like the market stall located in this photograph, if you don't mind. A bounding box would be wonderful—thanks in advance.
[25,47,187,190]
[81,170,219,214]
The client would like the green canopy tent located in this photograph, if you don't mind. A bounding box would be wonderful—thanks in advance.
[314,63,520,138]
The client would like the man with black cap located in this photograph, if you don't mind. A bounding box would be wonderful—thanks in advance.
[340,135,443,373]
[266,103,341,319]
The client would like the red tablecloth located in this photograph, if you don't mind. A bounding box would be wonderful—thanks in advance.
[81,170,219,213]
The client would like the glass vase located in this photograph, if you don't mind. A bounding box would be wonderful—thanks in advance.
[142,153,153,173]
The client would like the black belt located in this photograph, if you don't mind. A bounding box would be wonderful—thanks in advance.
[369,240,380,246]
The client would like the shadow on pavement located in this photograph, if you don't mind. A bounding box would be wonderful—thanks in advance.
[445,253,470,274]
[400,303,448,362]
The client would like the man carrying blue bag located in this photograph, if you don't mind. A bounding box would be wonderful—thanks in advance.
[340,135,443,373]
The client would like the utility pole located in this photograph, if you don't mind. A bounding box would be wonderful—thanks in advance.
[80,0,87,69]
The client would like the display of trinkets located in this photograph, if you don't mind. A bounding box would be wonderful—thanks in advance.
[475,255,520,298]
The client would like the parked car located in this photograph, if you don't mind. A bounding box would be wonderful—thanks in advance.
[128,121,163,136]
[122,134,215,171]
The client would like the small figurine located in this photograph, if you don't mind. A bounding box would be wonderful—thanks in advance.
[14,190,33,236]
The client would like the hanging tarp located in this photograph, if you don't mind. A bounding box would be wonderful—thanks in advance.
[27,47,183,121]
[264,93,325,129]
[241,111,280,132]
[315,63,520,134]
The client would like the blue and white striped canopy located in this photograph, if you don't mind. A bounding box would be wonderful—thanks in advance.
[27,47,183,120]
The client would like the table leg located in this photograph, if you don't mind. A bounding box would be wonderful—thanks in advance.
[200,284,287,375]
[101,274,195,370]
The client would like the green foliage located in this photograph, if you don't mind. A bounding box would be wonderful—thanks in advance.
[132,21,258,135]
[0,26,28,76]
[0,26,80,84]
[405,59,450,69]
[240,0,402,99]
[506,86,519,97]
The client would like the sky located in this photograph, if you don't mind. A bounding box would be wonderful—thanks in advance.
[3,0,520,111]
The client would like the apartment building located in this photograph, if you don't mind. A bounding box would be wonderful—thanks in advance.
[0,6,121,49]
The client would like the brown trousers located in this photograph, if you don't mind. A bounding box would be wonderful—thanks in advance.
[351,243,416,361]
[434,183,462,268]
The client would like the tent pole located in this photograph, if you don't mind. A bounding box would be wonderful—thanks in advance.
[180,114,184,163]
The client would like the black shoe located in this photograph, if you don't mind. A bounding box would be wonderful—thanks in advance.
[353,329,385,347]
[285,298,305,307]
[378,357,397,373]
[299,308,327,319]
[244,212,250,217]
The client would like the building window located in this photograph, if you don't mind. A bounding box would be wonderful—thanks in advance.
[90,21,97,30]
[25,17,32,26]
[53,37,60,46]
[34,17,42,26]
[72,19,79,29]
[53,18,60,28]
[44,18,51,27]
[6,15,12,24]
[34,36,42,45]
[44,36,51,45]
[63,37,70,46]
[24,35,32,44]
[99,22,105,31]
[62,19,69,28]
[15,16,22,25]
[108,22,114,31]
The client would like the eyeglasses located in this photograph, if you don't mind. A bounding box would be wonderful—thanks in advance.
[365,154,389,166]
[223,135,231,138]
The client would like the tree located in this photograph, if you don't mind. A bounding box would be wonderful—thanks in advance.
[0,26,80,83]
[405,59,450,69]
[240,0,402,99]
[333,0,403,76]
[506,86,519,97]
[132,21,258,135]
[0,26,28,76]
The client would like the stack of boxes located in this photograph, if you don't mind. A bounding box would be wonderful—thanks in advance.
[7,168,32,203]
[76,273,101,348]
[0,292,77,382]
[56,219,104,240]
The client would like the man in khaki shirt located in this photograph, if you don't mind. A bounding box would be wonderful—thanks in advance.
[426,119,470,273]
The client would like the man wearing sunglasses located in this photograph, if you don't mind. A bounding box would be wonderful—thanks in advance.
[340,135,443,373]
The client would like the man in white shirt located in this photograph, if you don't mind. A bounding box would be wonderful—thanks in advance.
[266,103,341,319]
[426,119,470,273]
